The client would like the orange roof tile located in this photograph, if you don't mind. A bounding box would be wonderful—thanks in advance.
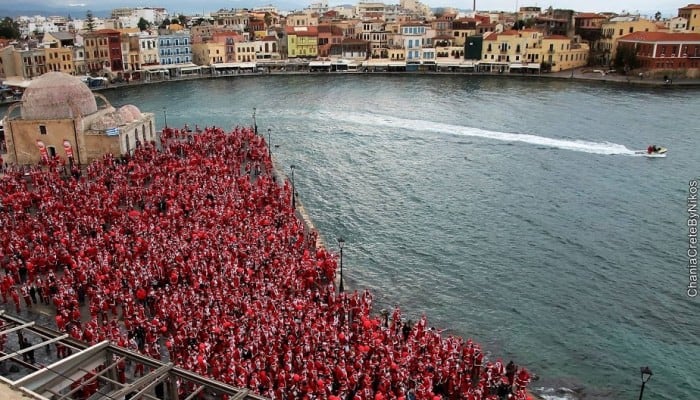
[619,31,700,42]
[284,26,318,36]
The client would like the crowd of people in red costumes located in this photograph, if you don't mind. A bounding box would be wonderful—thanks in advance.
[0,125,533,400]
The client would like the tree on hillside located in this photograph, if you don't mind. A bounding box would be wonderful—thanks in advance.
[85,10,96,32]
[137,17,150,31]
[654,11,662,21]
[159,18,171,29]
[0,17,20,39]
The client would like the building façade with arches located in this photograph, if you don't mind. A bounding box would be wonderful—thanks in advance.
[1,71,157,166]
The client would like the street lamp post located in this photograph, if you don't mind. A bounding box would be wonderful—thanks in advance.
[267,128,271,158]
[638,367,653,400]
[163,107,168,128]
[252,107,257,135]
[290,164,296,209]
[337,237,345,293]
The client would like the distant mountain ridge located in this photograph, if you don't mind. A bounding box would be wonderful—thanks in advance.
[0,5,109,18]
[0,0,313,18]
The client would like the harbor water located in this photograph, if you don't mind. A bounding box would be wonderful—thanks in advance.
[3,74,699,400]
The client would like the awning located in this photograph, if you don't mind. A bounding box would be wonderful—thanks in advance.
[142,65,166,71]
[309,61,331,67]
[2,76,32,88]
[180,66,201,72]
[212,62,256,69]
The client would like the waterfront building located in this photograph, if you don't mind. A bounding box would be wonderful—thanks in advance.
[337,37,371,61]
[600,16,658,65]
[432,16,454,37]
[398,21,434,68]
[43,44,75,75]
[72,45,87,76]
[254,36,281,60]
[192,39,226,65]
[234,41,258,63]
[575,12,608,65]
[82,29,125,75]
[678,3,700,32]
[286,26,319,58]
[157,29,201,76]
[451,18,478,46]
[357,20,388,57]
[618,31,700,74]
[481,29,543,72]
[286,12,319,27]
[121,30,160,81]
[2,72,157,165]
[317,23,344,58]
[540,35,589,71]
[247,11,270,40]
[434,36,467,70]
[0,45,48,80]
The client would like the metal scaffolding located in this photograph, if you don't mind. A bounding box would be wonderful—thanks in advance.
[0,312,267,400]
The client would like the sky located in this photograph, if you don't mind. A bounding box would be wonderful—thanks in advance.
[12,0,687,17]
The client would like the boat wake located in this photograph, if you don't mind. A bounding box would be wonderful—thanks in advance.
[326,112,640,156]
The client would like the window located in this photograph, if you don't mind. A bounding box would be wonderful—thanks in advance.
[39,125,47,135]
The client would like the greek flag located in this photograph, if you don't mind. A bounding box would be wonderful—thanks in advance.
[105,127,120,136]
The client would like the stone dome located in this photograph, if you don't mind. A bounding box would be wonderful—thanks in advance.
[118,107,135,123]
[122,105,141,119]
[118,105,142,122]
[21,72,98,120]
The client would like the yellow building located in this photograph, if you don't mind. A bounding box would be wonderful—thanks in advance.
[541,36,589,71]
[234,42,257,63]
[679,3,700,32]
[44,47,75,75]
[600,16,658,64]
[42,32,76,75]
[191,41,226,65]
[286,26,319,58]
[2,72,157,166]
[481,29,543,71]
[286,12,319,27]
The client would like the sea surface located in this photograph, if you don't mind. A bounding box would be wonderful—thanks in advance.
[3,74,699,400]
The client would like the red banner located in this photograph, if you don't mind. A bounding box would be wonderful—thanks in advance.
[63,139,74,158]
[36,140,48,162]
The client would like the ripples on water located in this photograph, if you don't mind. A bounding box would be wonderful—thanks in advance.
[4,74,698,400]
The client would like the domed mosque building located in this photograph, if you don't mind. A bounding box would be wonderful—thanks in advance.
[2,71,157,165]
